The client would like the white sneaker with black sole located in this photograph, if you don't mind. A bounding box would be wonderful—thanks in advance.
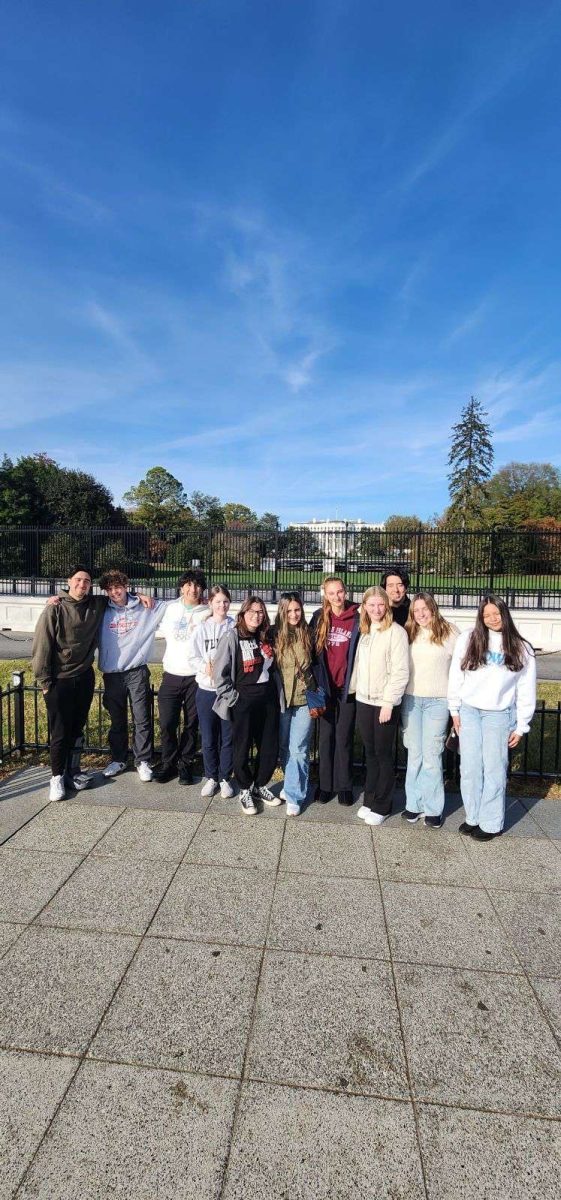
[103,761,126,778]
[201,778,218,798]
[255,785,282,807]
[220,779,234,799]
[67,773,94,792]
[49,774,65,802]
[239,788,257,815]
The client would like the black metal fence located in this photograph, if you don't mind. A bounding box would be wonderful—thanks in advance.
[1,673,559,782]
[1,523,561,608]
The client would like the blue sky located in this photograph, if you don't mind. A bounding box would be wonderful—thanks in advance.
[1,0,560,524]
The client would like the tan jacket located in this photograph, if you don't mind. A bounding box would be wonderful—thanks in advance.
[349,622,409,708]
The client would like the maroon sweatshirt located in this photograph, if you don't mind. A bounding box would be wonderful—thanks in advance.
[325,603,358,689]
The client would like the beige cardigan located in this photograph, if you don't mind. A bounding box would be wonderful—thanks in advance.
[349,622,409,708]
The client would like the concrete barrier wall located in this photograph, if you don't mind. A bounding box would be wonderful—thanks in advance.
[2,594,561,650]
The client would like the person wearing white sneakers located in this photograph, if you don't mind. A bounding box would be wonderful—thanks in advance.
[350,587,409,826]
[273,592,316,817]
[191,585,236,799]
[97,570,170,783]
[213,596,281,816]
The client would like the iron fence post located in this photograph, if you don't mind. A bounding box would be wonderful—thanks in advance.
[12,670,25,752]
[489,528,495,593]
[415,528,422,593]
[344,523,349,588]
[272,530,279,602]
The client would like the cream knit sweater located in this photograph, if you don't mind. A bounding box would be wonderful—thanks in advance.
[350,622,409,708]
[405,625,459,698]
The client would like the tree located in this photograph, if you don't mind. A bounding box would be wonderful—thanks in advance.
[483,462,561,527]
[384,514,424,533]
[189,491,224,527]
[123,467,192,527]
[222,502,258,527]
[0,453,123,529]
[447,396,494,530]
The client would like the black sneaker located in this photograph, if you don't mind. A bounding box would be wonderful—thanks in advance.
[401,810,422,823]
[338,790,354,807]
[153,763,178,784]
[425,814,444,828]
[458,821,479,836]
[178,764,194,786]
[239,788,257,816]
[471,826,501,841]
[315,788,332,804]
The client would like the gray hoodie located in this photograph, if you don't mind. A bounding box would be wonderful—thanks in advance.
[98,595,169,673]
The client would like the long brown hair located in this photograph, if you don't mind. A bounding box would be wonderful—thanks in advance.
[359,586,393,634]
[274,593,312,666]
[461,594,529,672]
[315,576,346,653]
[236,595,270,641]
[406,592,454,646]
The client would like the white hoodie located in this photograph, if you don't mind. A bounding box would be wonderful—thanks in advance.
[191,615,236,691]
[159,600,209,676]
[447,628,536,735]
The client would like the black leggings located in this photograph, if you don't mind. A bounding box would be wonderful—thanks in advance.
[231,685,279,789]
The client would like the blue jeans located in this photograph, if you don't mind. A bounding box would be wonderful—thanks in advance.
[279,704,313,807]
[459,702,516,833]
[195,687,233,781]
[401,695,449,817]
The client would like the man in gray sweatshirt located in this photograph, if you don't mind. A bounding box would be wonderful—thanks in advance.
[98,570,169,781]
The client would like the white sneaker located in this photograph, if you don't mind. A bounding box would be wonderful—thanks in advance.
[239,788,257,816]
[280,788,287,801]
[103,761,126,778]
[256,785,282,807]
[357,805,370,820]
[201,778,218,798]
[220,779,234,799]
[364,811,387,826]
[137,762,153,782]
[286,802,300,817]
[70,773,94,791]
[49,774,65,802]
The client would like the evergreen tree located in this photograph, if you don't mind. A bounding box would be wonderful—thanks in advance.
[447,396,494,529]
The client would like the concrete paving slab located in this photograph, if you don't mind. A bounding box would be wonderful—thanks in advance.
[36,854,177,936]
[464,835,561,893]
[267,872,389,960]
[91,807,202,861]
[184,812,284,871]
[0,848,82,923]
[442,795,546,838]
[246,950,409,1098]
[492,890,561,975]
[279,822,377,879]
[149,863,276,947]
[417,1103,561,1200]
[531,976,561,1040]
[522,798,561,839]
[0,925,138,1055]
[372,826,479,887]
[395,962,561,1116]
[16,1060,238,1200]
[66,771,209,813]
[222,1082,425,1200]
[6,802,122,854]
[0,786,49,846]
[382,881,523,973]
[0,1048,78,1200]
[89,937,261,1076]
[0,920,25,957]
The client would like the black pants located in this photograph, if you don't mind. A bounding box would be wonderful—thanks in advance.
[103,666,152,765]
[157,672,198,770]
[231,685,279,789]
[317,691,356,792]
[44,668,95,777]
[356,701,400,816]
[195,686,233,781]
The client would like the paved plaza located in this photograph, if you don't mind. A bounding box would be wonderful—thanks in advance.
[1,768,561,1198]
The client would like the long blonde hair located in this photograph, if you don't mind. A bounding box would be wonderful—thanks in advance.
[359,586,393,634]
[315,576,347,653]
[405,592,453,646]
[274,593,312,666]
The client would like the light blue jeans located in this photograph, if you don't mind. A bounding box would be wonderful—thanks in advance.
[459,702,516,833]
[401,694,449,817]
[279,704,313,808]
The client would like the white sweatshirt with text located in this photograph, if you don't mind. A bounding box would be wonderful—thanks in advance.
[447,628,536,735]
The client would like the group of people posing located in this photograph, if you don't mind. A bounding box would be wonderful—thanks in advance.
[32,564,536,841]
